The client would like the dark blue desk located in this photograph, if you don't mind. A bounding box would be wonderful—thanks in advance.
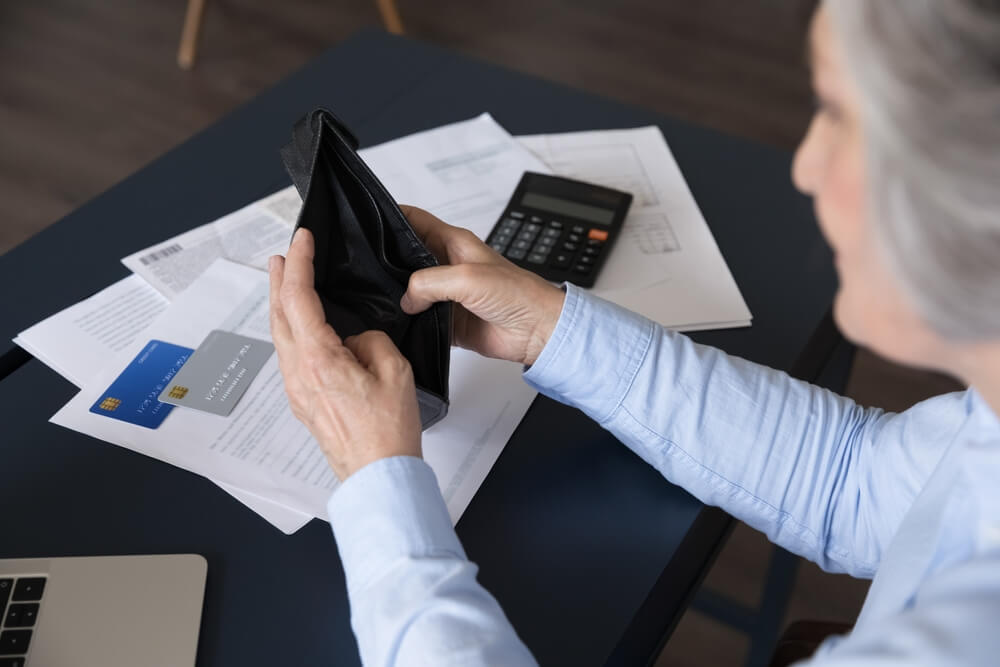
[0,30,837,666]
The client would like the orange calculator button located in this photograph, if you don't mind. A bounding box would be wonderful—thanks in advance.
[588,228,609,241]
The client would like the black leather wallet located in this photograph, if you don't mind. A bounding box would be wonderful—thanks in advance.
[280,108,451,429]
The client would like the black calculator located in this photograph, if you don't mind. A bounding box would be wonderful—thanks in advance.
[486,172,633,288]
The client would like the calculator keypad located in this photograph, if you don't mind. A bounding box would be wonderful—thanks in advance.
[488,211,607,282]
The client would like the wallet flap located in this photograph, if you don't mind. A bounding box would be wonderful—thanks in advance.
[280,110,361,199]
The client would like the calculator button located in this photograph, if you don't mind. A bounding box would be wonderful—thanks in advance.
[542,228,561,239]
[500,217,521,229]
[579,255,595,265]
[548,220,564,230]
[489,242,506,253]
[550,253,572,269]
[532,243,552,255]
[506,248,527,260]
[583,246,600,257]
[494,233,512,244]
[536,236,556,248]
[562,242,578,252]
[512,239,532,251]
[586,238,604,247]
[573,263,592,274]
[571,225,586,235]
[509,211,525,219]
[567,233,582,243]
[588,228,609,241]
[530,215,544,224]
[516,230,538,242]
[524,223,542,234]
[526,253,548,265]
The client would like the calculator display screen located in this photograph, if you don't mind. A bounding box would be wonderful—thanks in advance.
[520,192,616,225]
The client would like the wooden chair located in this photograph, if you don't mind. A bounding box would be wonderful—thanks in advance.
[177,0,405,69]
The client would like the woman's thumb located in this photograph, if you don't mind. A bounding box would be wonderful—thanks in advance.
[401,265,475,314]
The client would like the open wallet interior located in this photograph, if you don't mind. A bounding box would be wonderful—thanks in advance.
[280,108,451,429]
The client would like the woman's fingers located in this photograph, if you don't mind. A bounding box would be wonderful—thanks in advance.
[281,228,338,345]
[401,264,486,315]
[399,205,450,260]
[400,205,494,265]
[268,229,423,482]
[344,330,410,380]
[268,255,293,349]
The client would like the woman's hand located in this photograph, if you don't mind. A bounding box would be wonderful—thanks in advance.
[400,206,566,366]
[269,228,421,480]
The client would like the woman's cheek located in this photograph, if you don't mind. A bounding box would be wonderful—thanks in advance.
[822,133,872,342]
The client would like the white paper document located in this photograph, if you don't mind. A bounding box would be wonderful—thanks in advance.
[121,187,301,299]
[15,275,169,388]
[518,127,752,330]
[50,260,536,525]
[14,274,313,534]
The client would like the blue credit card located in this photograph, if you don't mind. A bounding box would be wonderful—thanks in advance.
[90,340,194,429]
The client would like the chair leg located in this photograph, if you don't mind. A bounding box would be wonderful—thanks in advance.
[375,0,405,34]
[177,0,208,70]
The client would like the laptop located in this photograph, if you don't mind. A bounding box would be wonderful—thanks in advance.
[0,554,207,667]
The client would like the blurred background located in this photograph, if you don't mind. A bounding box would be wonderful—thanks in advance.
[0,1,961,664]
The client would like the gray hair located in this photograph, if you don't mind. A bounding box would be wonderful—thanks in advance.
[826,0,1000,339]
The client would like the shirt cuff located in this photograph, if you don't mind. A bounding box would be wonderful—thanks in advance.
[523,283,656,424]
[327,456,466,595]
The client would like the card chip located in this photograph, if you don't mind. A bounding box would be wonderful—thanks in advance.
[168,386,189,399]
[89,339,193,429]
[98,397,121,411]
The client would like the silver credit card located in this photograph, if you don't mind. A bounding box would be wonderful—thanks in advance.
[158,330,274,416]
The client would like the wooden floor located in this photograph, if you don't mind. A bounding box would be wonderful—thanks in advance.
[1,1,962,665]
[0,0,819,256]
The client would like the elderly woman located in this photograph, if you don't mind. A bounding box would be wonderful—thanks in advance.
[268,1,1000,664]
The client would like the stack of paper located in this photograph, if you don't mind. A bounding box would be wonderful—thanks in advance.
[16,112,751,535]
[519,128,751,330]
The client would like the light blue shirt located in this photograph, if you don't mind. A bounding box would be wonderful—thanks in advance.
[327,284,1000,665]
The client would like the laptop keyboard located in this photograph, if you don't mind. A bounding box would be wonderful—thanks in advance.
[0,577,46,666]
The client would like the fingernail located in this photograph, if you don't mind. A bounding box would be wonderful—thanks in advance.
[399,293,411,312]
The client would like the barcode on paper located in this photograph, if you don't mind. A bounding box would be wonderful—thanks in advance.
[139,244,183,266]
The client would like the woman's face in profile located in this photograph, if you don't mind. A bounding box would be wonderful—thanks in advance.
[792,7,938,367]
